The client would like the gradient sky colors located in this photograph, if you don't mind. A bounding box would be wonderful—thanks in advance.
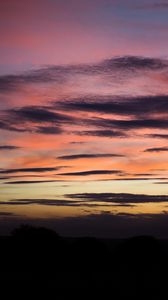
[0,0,168,237]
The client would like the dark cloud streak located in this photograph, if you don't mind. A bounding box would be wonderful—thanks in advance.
[144,147,168,152]
[58,169,123,176]
[0,145,21,150]
[67,193,168,204]
[0,167,61,174]
[0,56,167,93]
[57,153,124,160]
[56,95,168,117]
[75,129,126,138]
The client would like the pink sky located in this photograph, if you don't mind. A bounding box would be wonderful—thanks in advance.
[0,0,168,236]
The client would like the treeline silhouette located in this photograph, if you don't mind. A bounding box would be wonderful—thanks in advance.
[0,224,168,296]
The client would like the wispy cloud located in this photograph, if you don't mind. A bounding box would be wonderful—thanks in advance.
[144,147,168,152]
[0,106,73,134]
[0,167,61,174]
[56,95,168,117]
[76,129,126,138]
[146,134,168,139]
[0,145,21,150]
[0,56,167,95]
[9,106,72,123]
[4,180,61,185]
[1,192,168,207]
[67,193,168,204]
[58,169,123,176]
[57,153,124,160]
[0,198,119,208]
[88,118,168,131]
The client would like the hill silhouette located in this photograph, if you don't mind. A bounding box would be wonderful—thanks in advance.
[0,224,167,297]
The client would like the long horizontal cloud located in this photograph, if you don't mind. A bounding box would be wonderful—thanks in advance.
[0,56,167,93]
[0,66,68,92]
[1,191,167,210]
[0,199,79,206]
[146,134,168,139]
[0,106,73,134]
[1,67,168,136]
[9,106,72,123]
[67,193,168,204]
[110,177,168,181]
[0,199,80,206]
[0,167,61,174]
[4,180,62,185]
[0,145,20,150]
[3,176,167,183]
[56,95,168,117]
[75,129,126,138]
[36,126,63,135]
[144,147,168,152]
[88,117,168,131]
[58,170,123,176]
[0,115,65,135]
[2,191,168,207]
[57,153,125,160]
[0,198,126,208]
[0,120,28,133]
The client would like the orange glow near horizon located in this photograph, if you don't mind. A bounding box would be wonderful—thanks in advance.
[0,0,168,236]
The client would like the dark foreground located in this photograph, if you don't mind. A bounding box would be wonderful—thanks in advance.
[0,225,168,297]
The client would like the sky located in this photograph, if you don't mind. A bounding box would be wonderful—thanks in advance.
[0,0,168,237]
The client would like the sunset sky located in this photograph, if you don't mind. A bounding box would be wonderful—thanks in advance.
[0,0,168,237]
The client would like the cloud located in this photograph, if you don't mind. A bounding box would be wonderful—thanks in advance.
[144,147,168,152]
[75,129,126,138]
[111,178,167,181]
[4,180,61,185]
[0,66,67,92]
[2,191,168,208]
[146,134,168,139]
[58,169,123,176]
[1,58,168,135]
[69,141,87,144]
[0,120,28,133]
[67,192,168,204]
[0,199,78,206]
[133,173,154,176]
[0,105,75,134]
[36,126,63,135]
[88,117,168,131]
[9,106,72,123]
[0,198,118,208]
[57,153,124,160]
[0,122,63,135]
[0,145,21,150]
[0,175,53,180]
[0,212,16,216]
[0,56,167,93]
[56,95,168,117]
[99,56,167,71]
[0,166,61,174]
